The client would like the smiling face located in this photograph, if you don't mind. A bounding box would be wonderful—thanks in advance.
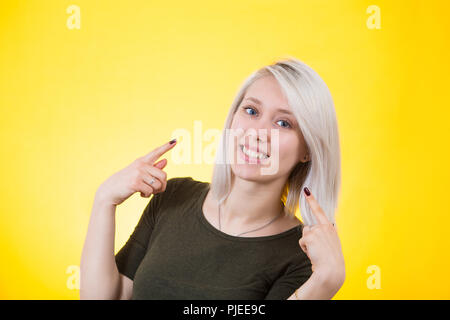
[228,75,310,182]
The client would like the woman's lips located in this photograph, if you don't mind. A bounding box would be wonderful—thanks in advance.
[238,144,270,164]
[240,143,270,157]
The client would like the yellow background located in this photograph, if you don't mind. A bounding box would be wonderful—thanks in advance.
[0,0,449,299]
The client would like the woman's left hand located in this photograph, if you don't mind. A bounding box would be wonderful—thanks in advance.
[299,188,346,291]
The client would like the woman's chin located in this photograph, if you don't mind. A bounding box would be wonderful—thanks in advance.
[231,164,275,181]
[232,169,265,182]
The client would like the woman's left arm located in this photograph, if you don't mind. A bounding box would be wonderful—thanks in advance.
[287,188,346,300]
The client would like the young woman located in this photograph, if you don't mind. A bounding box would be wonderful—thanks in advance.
[80,57,345,300]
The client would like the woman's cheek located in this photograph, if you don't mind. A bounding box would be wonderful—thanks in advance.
[279,140,299,164]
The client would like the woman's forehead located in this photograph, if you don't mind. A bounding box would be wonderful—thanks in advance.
[243,77,292,112]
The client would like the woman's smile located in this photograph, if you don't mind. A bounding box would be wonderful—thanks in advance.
[238,143,270,164]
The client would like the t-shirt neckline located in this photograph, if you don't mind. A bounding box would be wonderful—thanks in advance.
[197,183,302,242]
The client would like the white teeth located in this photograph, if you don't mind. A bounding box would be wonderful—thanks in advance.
[241,145,269,160]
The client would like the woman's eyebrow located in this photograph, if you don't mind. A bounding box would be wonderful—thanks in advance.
[244,97,294,116]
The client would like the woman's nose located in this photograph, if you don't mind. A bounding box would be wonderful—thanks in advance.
[246,115,273,134]
[243,122,273,148]
[253,117,275,142]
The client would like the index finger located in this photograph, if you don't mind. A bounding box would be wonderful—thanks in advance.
[303,187,330,225]
[142,138,177,163]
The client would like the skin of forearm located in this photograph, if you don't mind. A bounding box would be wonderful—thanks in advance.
[80,194,121,299]
[287,271,344,300]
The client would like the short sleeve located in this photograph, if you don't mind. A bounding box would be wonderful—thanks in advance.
[264,258,313,300]
[114,178,182,280]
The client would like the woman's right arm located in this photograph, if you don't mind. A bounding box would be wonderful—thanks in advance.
[79,194,125,300]
[79,139,177,300]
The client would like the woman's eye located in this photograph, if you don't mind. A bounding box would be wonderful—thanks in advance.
[244,107,257,116]
[243,106,291,128]
[277,120,291,128]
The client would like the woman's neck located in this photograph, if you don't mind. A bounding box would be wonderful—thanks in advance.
[219,175,287,227]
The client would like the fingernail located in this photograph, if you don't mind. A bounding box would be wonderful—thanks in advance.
[169,138,177,145]
[303,187,311,196]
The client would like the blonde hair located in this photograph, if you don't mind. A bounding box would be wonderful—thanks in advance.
[210,56,341,226]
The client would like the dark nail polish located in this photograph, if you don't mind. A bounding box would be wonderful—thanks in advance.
[303,187,310,196]
[169,139,177,144]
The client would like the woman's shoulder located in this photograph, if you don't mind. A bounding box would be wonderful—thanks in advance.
[147,177,208,220]
[162,176,210,202]
[166,176,209,192]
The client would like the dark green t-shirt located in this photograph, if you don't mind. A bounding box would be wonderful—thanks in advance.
[115,176,312,300]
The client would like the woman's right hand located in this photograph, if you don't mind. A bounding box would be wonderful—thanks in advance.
[95,139,177,206]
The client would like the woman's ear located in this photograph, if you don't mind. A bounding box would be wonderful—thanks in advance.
[301,153,310,163]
